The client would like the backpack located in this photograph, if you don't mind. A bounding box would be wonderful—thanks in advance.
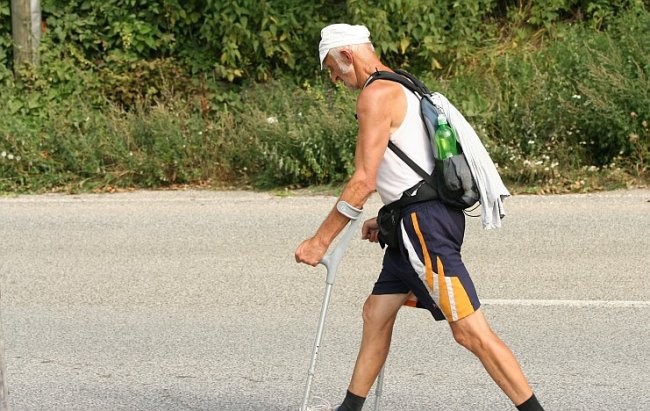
[365,69,479,211]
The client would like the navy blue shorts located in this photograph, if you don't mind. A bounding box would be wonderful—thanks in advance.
[372,200,481,322]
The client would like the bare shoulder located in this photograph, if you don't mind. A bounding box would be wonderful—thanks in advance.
[356,78,406,128]
[357,79,402,110]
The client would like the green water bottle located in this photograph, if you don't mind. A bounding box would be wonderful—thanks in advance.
[434,113,459,160]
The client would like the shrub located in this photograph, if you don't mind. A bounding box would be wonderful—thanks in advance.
[0,2,647,193]
[230,79,358,188]
[437,8,649,189]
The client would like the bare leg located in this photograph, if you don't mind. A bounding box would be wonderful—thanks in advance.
[450,309,533,405]
[347,293,410,397]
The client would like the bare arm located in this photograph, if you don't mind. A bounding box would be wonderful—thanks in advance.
[295,82,405,266]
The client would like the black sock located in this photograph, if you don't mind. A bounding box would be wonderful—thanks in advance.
[337,390,366,411]
[516,393,544,411]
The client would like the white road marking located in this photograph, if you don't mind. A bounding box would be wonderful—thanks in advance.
[483,299,650,308]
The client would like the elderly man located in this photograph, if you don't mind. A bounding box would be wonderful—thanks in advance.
[295,24,544,411]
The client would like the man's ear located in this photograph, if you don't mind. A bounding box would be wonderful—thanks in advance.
[339,49,354,65]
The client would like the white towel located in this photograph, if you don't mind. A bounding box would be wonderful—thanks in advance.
[430,93,510,229]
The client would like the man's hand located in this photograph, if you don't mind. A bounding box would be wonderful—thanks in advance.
[361,217,380,243]
[295,236,328,267]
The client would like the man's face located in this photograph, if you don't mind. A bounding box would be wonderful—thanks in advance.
[323,53,356,90]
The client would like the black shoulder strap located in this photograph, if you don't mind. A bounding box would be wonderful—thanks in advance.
[387,141,435,186]
[394,69,431,94]
[365,70,436,184]
[365,69,431,95]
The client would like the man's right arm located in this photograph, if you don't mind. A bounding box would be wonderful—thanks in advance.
[294,80,403,265]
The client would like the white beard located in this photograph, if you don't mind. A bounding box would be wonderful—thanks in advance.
[338,62,352,75]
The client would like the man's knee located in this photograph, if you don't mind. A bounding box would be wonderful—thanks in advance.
[361,296,381,325]
[450,311,494,353]
[452,325,483,352]
[361,294,405,329]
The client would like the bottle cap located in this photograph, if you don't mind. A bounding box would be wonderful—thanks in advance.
[437,113,447,125]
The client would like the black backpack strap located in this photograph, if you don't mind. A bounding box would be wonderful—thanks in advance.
[394,69,431,94]
[364,70,426,96]
[365,70,437,187]
[387,141,435,187]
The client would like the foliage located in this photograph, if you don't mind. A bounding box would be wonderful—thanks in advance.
[0,2,12,81]
[0,1,648,193]
[233,80,358,188]
[346,0,500,74]
[32,0,340,83]
[198,0,325,81]
[444,7,649,190]
[0,92,237,192]
[510,0,647,29]
[5,0,644,82]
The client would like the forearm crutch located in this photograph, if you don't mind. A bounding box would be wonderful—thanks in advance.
[300,212,362,411]
[373,364,385,411]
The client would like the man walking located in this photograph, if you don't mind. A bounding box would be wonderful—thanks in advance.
[295,23,544,411]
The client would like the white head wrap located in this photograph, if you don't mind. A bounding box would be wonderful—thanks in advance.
[318,24,371,69]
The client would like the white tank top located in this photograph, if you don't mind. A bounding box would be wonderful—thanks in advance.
[376,86,434,204]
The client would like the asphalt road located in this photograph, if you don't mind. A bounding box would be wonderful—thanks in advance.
[0,189,648,410]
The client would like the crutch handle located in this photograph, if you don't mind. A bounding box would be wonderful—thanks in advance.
[320,216,363,284]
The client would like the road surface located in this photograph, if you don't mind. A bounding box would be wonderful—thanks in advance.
[1,189,648,410]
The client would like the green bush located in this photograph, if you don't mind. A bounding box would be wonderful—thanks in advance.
[226,79,358,188]
[568,9,649,174]
[347,0,500,74]
[0,77,356,192]
[0,1,647,194]
[430,7,649,190]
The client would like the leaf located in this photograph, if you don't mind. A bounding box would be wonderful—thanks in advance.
[400,37,410,54]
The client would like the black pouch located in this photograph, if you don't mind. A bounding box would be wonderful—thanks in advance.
[377,204,401,249]
[434,153,479,210]
[376,181,438,249]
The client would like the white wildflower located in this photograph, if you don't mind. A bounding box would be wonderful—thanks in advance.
[266,116,279,124]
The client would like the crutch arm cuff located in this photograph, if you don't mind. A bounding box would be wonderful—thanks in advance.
[336,201,362,220]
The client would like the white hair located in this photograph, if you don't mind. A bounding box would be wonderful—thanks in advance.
[328,43,374,72]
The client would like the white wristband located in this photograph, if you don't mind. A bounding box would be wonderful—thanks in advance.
[336,201,362,220]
